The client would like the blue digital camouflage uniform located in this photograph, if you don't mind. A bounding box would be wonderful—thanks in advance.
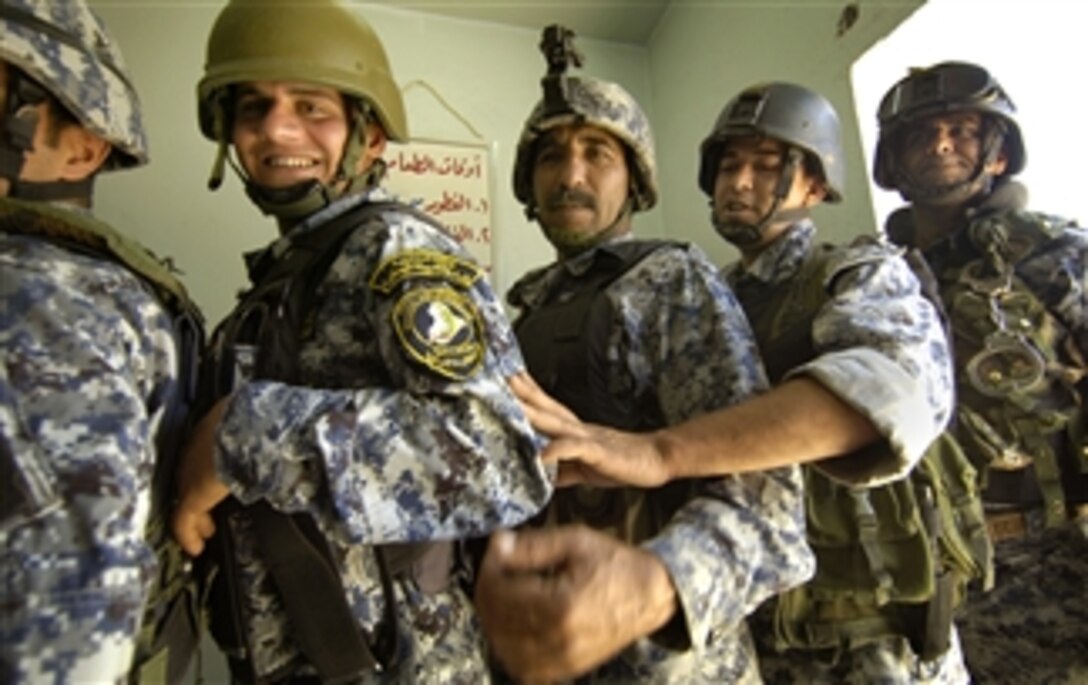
[209,186,553,683]
[885,187,1088,684]
[508,235,814,683]
[724,220,970,684]
[1,0,177,680]
[0,206,180,683]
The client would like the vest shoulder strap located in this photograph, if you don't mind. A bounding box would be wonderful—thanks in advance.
[0,196,201,321]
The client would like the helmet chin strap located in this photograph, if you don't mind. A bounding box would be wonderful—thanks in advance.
[711,147,808,248]
[894,120,1007,206]
[542,196,635,259]
[208,100,386,228]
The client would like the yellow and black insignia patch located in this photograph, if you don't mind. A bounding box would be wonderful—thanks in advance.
[392,286,485,381]
[370,249,484,294]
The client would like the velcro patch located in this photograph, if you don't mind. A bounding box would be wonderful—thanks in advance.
[370,249,483,294]
[392,286,484,380]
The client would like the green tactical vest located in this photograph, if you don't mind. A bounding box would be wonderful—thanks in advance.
[734,238,992,660]
[0,196,206,684]
[929,209,1087,525]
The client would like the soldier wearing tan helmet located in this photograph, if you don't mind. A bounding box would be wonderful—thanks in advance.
[508,81,968,683]
[0,0,204,682]
[171,1,551,682]
[876,61,1088,684]
[473,27,813,683]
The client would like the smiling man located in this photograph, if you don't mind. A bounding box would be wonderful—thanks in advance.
[875,60,1088,683]
[172,1,552,682]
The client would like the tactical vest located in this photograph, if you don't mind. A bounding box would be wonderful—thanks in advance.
[201,200,459,684]
[734,238,992,661]
[514,240,693,544]
[925,210,1087,525]
[0,196,206,684]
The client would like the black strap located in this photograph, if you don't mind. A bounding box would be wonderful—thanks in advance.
[249,502,383,683]
[216,199,460,680]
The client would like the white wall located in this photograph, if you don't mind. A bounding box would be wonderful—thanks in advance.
[853,0,1088,229]
[647,0,924,266]
[89,0,655,325]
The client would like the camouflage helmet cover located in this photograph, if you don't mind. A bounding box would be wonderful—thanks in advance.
[873,61,1024,189]
[0,0,148,168]
[699,81,844,202]
[197,0,408,143]
[512,75,658,212]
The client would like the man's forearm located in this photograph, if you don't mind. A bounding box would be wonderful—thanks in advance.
[655,376,880,479]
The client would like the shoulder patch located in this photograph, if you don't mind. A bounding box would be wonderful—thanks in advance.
[370,249,484,294]
[392,286,485,381]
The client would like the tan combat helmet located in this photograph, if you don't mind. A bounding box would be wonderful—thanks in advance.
[196,0,408,218]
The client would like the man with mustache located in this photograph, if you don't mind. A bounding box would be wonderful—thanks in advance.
[472,28,813,684]
[874,61,1088,682]
[171,1,552,682]
[515,82,973,682]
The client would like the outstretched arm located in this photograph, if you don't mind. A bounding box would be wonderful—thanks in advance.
[515,371,878,486]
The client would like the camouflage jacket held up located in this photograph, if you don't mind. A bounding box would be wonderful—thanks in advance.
[508,235,813,684]
[206,187,552,683]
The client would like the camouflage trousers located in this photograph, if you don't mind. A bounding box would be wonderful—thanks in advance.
[957,521,1088,684]
[754,628,970,684]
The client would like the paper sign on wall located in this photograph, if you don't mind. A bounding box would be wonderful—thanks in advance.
[383,139,494,275]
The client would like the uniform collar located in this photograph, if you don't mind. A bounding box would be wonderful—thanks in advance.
[726,219,816,287]
[508,233,636,310]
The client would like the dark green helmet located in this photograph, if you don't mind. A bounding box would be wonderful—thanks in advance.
[873,61,1024,194]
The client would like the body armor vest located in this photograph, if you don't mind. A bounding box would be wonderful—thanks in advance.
[514,240,692,543]
[734,238,991,660]
[0,196,205,684]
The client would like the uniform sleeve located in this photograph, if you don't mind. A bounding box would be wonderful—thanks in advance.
[1018,226,1088,359]
[611,246,814,653]
[0,240,177,683]
[215,218,552,545]
[792,244,954,486]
